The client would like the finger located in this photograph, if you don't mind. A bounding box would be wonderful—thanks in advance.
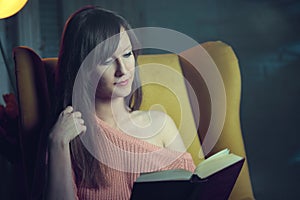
[72,111,82,118]
[75,123,87,135]
[72,115,85,135]
[80,125,87,134]
[68,124,86,142]
[63,106,73,115]
[77,119,85,125]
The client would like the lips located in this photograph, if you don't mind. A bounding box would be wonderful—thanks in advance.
[115,79,129,86]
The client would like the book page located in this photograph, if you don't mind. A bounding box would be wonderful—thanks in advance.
[207,148,230,160]
[195,151,243,179]
[194,148,230,170]
[135,169,193,182]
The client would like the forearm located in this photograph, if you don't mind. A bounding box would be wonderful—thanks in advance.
[45,141,78,200]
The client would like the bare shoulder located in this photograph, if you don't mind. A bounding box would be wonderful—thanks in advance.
[129,110,185,151]
[130,110,175,127]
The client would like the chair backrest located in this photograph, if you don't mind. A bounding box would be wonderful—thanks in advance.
[181,41,254,199]
[137,53,204,164]
[13,47,51,199]
[13,41,255,200]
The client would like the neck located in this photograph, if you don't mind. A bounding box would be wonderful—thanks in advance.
[95,97,129,128]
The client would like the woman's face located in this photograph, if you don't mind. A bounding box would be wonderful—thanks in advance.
[95,28,135,100]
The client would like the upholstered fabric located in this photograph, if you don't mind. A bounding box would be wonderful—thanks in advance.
[13,41,255,200]
[137,54,204,165]
[13,47,51,199]
[14,47,50,134]
[179,41,254,199]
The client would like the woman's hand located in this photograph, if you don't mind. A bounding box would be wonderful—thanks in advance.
[49,106,86,147]
[46,106,83,200]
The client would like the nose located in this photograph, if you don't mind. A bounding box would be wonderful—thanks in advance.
[115,58,128,77]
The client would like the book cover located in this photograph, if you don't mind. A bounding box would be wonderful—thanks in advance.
[130,149,244,200]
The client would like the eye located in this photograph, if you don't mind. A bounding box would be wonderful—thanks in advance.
[123,51,132,58]
[102,58,114,65]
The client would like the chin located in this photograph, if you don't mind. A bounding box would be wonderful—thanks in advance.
[112,86,132,98]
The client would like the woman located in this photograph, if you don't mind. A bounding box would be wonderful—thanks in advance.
[45,6,195,200]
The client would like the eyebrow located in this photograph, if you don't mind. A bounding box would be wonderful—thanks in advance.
[123,45,132,51]
[107,45,132,61]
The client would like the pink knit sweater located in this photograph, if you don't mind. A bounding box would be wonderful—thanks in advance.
[73,118,196,200]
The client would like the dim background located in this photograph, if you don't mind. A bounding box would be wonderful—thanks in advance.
[0,0,299,199]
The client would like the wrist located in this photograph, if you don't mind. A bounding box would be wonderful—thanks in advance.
[48,134,69,150]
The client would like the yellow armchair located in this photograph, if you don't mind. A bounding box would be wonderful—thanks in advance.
[13,41,254,199]
[137,41,254,199]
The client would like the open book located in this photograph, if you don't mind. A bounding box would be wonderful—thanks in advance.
[130,149,244,200]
